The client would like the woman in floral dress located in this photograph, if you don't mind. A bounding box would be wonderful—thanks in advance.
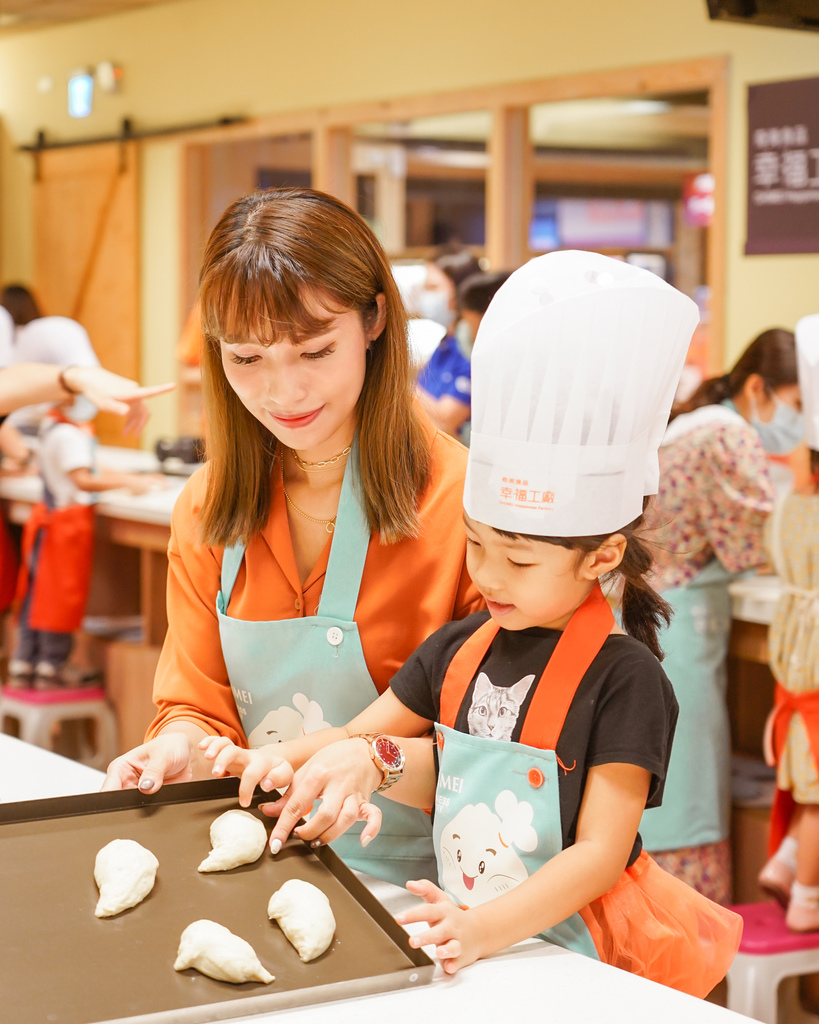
[640,328,801,904]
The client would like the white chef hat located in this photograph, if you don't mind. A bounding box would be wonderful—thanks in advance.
[796,314,819,450]
[465,250,699,537]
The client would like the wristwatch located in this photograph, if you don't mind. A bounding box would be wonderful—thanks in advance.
[355,734,405,793]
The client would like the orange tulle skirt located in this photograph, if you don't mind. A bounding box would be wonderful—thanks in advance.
[579,850,743,998]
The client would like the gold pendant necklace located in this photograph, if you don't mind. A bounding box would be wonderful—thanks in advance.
[289,445,351,471]
[282,480,336,533]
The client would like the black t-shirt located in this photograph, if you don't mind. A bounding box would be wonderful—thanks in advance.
[390,611,678,865]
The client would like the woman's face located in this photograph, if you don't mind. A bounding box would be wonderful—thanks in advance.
[220,292,385,457]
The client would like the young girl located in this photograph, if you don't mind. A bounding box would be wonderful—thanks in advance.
[200,251,743,995]
[9,395,165,690]
[758,313,819,932]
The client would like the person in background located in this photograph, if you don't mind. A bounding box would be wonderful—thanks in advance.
[418,268,511,442]
[199,252,742,997]
[0,284,42,327]
[758,314,819,932]
[416,248,481,440]
[0,285,100,447]
[639,327,802,904]
[102,189,482,889]
[7,393,166,691]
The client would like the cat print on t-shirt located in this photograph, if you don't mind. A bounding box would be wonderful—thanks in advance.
[466,672,535,741]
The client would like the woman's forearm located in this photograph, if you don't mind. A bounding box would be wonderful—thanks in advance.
[0,363,67,413]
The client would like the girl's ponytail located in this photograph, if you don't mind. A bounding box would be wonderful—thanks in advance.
[616,530,672,661]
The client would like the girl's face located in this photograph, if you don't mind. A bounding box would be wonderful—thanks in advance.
[464,514,614,631]
[220,294,384,457]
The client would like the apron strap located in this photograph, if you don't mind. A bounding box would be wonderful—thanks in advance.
[220,541,246,609]
[439,617,500,727]
[317,439,370,621]
[769,492,788,580]
[437,582,614,746]
[520,582,614,750]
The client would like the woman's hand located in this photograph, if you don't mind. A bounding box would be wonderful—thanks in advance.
[198,736,295,808]
[101,731,200,793]
[61,366,174,435]
[397,880,485,975]
[259,738,383,854]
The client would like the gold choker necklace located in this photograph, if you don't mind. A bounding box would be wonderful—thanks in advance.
[282,480,336,533]
[289,445,351,471]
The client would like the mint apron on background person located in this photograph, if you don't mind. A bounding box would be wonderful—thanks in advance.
[639,558,736,852]
[431,584,613,960]
[216,446,436,886]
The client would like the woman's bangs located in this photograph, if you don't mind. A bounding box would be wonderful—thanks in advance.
[200,247,343,346]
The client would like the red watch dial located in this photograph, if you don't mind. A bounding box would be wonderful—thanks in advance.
[374,736,403,768]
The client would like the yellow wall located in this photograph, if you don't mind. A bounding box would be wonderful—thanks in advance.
[1,0,819,442]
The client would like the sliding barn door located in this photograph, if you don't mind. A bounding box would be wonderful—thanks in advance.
[33,140,140,446]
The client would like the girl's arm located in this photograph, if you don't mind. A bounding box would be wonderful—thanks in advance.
[68,467,167,495]
[199,689,434,828]
[399,762,651,974]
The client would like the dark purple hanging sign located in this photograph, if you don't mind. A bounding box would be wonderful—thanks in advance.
[746,76,819,255]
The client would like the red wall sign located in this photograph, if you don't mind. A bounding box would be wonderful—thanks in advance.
[746,76,819,255]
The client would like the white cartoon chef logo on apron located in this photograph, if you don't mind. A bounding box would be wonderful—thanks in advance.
[247,692,330,749]
[440,790,537,908]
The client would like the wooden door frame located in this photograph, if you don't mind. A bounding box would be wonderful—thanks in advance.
[177,55,728,371]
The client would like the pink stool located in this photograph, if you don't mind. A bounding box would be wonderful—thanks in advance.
[726,902,819,1023]
[0,685,118,771]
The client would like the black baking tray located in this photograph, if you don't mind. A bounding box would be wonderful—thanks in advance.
[0,778,434,1023]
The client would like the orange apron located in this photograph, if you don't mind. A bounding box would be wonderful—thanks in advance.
[767,684,819,856]
[16,501,95,633]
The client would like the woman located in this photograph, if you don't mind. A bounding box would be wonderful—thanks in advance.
[416,248,481,440]
[640,327,802,904]
[102,189,482,886]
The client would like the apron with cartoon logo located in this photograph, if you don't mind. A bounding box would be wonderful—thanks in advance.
[431,583,742,996]
[217,445,436,886]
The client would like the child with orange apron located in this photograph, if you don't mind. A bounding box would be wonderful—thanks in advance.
[200,251,743,995]
[9,398,164,690]
[759,313,819,931]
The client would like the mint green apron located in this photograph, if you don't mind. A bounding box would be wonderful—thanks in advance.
[216,447,436,885]
[639,558,735,851]
[431,585,614,959]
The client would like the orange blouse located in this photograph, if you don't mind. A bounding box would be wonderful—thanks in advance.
[147,429,483,744]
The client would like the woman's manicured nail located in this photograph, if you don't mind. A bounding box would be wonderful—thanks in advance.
[269,838,282,855]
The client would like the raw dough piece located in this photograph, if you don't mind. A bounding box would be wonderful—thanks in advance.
[198,809,267,872]
[267,879,336,962]
[94,838,159,918]
[174,920,274,984]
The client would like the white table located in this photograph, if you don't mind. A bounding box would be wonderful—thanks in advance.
[0,734,749,1024]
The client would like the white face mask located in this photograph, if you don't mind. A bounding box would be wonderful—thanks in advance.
[417,289,455,330]
[750,394,804,454]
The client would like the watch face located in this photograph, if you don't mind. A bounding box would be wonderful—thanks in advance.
[374,736,404,769]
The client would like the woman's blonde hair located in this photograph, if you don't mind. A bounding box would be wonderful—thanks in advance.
[198,188,431,547]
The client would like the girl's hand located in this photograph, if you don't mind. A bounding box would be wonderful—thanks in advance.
[198,736,294,809]
[397,879,484,975]
[259,738,383,853]
[124,472,167,495]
